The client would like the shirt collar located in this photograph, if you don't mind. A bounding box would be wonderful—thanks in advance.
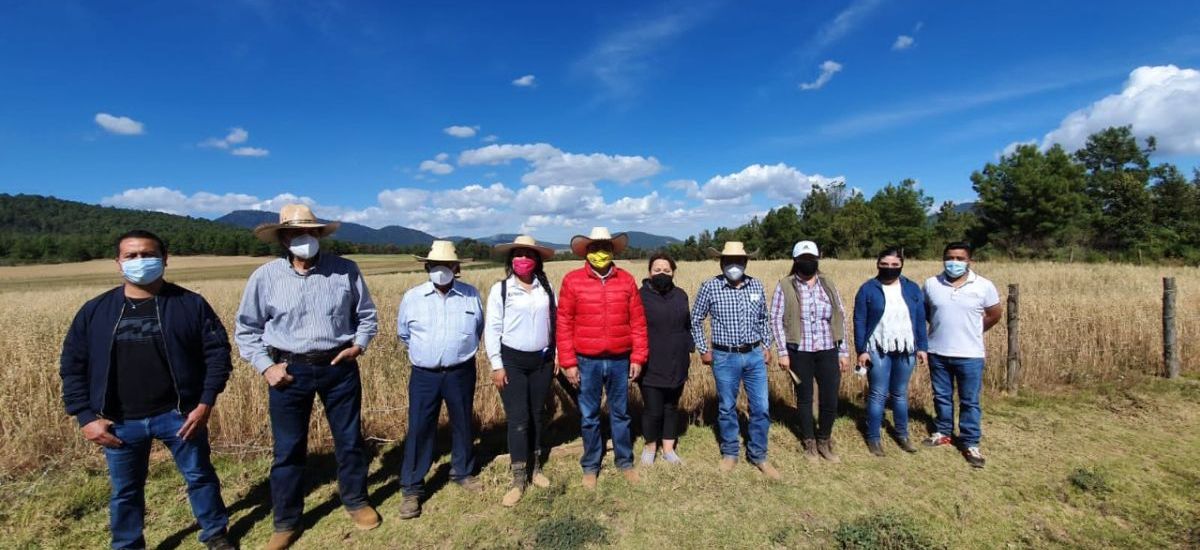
[421,280,465,297]
[506,274,543,291]
[281,253,324,277]
[938,270,977,287]
[719,274,754,289]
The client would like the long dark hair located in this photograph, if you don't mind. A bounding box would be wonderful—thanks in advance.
[506,249,552,291]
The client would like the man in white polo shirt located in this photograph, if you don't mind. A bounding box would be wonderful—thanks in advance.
[922,242,1002,468]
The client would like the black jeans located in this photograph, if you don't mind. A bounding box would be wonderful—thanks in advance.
[788,348,841,440]
[268,361,367,531]
[499,346,554,466]
[640,384,684,443]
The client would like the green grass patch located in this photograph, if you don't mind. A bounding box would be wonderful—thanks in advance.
[833,512,941,550]
[1068,466,1111,495]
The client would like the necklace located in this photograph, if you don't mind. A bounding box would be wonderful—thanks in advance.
[125,296,155,309]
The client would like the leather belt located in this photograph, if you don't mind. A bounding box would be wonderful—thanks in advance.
[270,343,352,365]
[712,341,761,354]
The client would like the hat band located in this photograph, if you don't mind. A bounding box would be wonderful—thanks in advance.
[281,219,320,225]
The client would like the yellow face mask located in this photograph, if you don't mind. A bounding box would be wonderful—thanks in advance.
[586,250,613,270]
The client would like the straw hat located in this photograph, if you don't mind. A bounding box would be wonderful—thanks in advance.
[706,241,757,259]
[569,227,629,257]
[494,235,554,260]
[253,204,341,243]
[416,240,461,263]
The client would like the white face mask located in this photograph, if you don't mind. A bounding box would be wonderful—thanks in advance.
[288,234,319,259]
[429,265,455,286]
[723,264,744,282]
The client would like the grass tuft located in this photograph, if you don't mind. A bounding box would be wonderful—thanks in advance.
[833,511,940,550]
[533,514,609,550]
[1068,466,1112,494]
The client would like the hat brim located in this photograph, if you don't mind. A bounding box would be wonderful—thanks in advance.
[253,221,341,243]
[705,247,758,259]
[570,233,629,257]
[415,255,461,263]
[494,243,555,260]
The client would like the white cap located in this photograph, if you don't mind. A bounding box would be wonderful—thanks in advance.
[792,240,819,258]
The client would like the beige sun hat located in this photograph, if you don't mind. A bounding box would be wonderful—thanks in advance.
[706,241,757,259]
[494,235,555,260]
[416,240,461,263]
[252,204,341,243]
[569,227,629,257]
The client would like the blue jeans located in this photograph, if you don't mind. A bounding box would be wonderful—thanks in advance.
[865,349,916,442]
[268,361,368,531]
[401,361,478,497]
[928,354,985,446]
[577,355,633,473]
[711,348,769,464]
[104,409,228,549]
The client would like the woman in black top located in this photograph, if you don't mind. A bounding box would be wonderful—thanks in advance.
[638,252,693,465]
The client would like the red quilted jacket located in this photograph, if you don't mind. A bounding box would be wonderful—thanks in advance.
[555,263,649,368]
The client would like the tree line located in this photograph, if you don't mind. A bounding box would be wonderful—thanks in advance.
[654,126,1200,263]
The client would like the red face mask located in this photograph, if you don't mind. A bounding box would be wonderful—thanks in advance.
[512,257,537,277]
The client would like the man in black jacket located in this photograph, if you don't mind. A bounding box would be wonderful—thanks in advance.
[59,230,235,550]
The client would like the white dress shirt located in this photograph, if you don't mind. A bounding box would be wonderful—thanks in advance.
[397,280,484,369]
[484,275,553,371]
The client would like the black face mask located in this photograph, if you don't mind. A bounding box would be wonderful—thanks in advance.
[877,267,902,281]
[794,258,818,277]
[649,273,674,293]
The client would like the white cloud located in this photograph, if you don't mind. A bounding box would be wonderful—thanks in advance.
[377,188,430,211]
[892,35,915,50]
[1041,64,1200,155]
[231,146,270,157]
[434,183,515,208]
[200,127,269,157]
[512,74,537,87]
[481,134,499,143]
[802,0,884,58]
[424,151,456,172]
[800,60,843,91]
[443,125,479,138]
[514,184,601,215]
[94,113,145,135]
[698,163,843,205]
[575,5,715,101]
[999,139,1037,159]
[100,187,310,216]
[458,142,661,187]
[666,178,700,199]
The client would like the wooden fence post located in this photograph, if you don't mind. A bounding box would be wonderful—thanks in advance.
[1163,277,1179,379]
[1006,283,1020,395]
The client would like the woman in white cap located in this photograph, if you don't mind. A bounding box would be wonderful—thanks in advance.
[769,240,850,463]
[484,236,557,506]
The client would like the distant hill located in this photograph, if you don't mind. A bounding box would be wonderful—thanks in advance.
[448,234,570,251]
[447,231,680,252]
[0,194,275,263]
[216,210,437,247]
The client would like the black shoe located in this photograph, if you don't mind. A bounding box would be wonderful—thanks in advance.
[867,441,886,457]
[963,446,986,468]
[205,533,238,550]
[896,437,918,453]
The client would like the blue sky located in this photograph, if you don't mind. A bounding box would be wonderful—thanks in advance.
[2,0,1199,241]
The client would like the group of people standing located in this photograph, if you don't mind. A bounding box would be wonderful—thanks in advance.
[59,204,1002,550]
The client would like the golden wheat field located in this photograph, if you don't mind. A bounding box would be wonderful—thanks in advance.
[0,256,1197,475]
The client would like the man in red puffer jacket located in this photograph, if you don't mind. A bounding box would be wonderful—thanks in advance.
[557,227,648,489]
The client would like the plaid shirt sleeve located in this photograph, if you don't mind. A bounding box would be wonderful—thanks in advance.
[770,282,787,354]
[832,284,850,357]
[756,280,773,348]
[690,279,713,354]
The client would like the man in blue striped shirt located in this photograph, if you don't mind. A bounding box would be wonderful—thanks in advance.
[234,205,380,549]
[690,241,780,480]
[395,240,485,520]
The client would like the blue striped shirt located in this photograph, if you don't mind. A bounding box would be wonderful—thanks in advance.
[235,254,378,373]
[397,280,484,369]
[690,274,773,354]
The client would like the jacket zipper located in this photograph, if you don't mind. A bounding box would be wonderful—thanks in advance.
[154,296,184,413]
[98,294,125,419]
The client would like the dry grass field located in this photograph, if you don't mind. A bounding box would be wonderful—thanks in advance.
[0,255,1199,548]
[0,255,1196,475]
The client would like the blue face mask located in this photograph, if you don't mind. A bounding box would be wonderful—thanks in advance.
[943,260,968,278]
[121,257,164,285]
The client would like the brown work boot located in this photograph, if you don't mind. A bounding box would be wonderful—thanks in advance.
[802,439,819,462]
[581,472,598,490]
[398,495,421,520]
[817,438,841,463]
[755,461,782,481]
[265,530,301,550]
[455,475,484,493]
[896,437,918,453]
[347,505,381,530]
[719,456,737,472]
[531,470,551,488]
[502,485,524,507]
[622,468,640,484]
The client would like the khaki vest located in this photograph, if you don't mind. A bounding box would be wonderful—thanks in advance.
[777,274,846,346]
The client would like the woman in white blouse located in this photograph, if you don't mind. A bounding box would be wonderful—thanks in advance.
[852,248,929,457]
[484,236,557,507]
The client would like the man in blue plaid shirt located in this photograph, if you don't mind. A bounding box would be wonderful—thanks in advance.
[690,241,780,480]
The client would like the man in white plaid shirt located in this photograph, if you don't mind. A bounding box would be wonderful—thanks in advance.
[690,241,780,480]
